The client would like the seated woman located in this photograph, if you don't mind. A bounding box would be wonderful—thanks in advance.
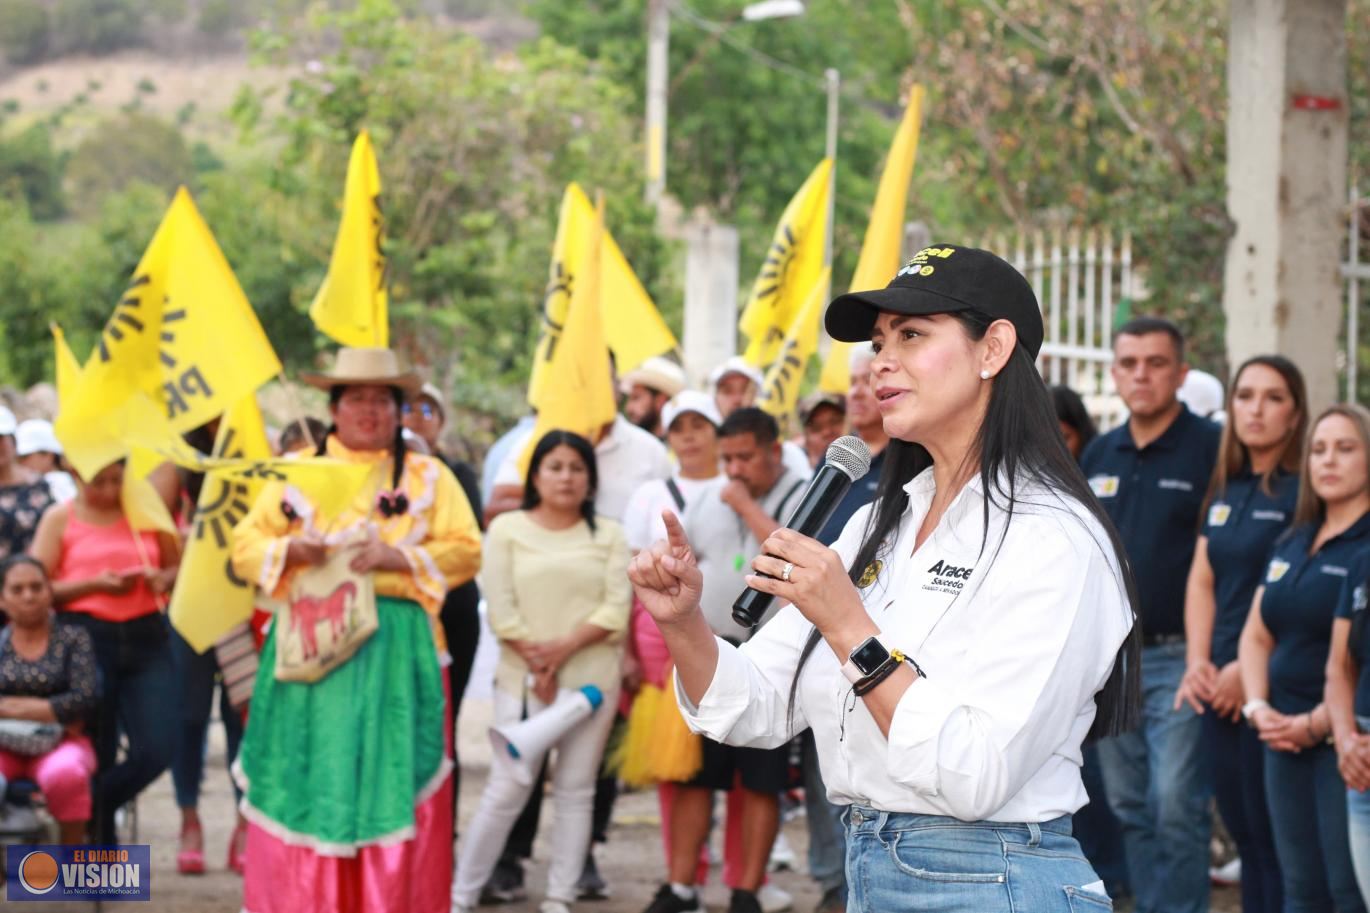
[0,555,98,843]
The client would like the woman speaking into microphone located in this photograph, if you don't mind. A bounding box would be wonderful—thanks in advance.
[629,245,1140,913]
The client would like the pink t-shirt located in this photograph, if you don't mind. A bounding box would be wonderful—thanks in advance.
[58,514,161,623]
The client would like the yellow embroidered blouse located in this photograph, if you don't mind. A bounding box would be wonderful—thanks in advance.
[231,438,481,652]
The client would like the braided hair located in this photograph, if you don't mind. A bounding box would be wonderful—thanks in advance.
[318,385,410,516]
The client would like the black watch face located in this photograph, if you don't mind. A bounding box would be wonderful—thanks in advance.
[851,638,890,675]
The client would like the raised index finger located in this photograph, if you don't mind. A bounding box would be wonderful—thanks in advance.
[662,509,691,553]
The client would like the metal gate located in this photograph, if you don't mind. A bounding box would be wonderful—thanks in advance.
[979,230,1133,429]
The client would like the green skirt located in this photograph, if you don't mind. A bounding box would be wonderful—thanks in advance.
[236,596,449,854]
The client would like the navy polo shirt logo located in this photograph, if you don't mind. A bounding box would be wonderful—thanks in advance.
[1322,565,1349,577]
[1267,558,1291,583]
[1090,475,1119,498]
[1355,584,1368,613]
[1158,478,1194,492]
[1208,503,1231,527]
[1252,509,1287,522]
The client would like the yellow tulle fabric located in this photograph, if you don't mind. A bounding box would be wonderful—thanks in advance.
[611,683,702,787]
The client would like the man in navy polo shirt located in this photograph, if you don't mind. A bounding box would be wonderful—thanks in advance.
[1081,317,1221,913]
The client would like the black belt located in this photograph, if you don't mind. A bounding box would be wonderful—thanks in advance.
[1142,632,1185,647]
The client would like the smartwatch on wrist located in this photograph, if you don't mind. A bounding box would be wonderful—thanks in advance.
[841,635,892,685]
[1241,698,1271,722]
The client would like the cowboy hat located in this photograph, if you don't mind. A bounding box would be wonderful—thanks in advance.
[299,347,422,394]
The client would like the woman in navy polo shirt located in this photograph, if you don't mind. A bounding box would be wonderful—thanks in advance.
[1175,355,1305,913]
[1326,532,1370,902]
[1238,403,1370,913]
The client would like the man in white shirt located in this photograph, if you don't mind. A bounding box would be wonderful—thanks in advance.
[642,407,809,913]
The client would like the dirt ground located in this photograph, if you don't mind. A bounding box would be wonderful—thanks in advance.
[4,687,1242,913]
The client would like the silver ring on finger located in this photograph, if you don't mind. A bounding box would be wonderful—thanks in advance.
[781,562,794,583]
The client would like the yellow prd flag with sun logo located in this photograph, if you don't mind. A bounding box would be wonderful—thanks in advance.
[528,183,677,408]
[169,394,273,653]
[820,86,925,393]
[309,130,388,348]
[519,194,618,478]
[739,158,832,370]
[756,267,831,419]
[52,325,127,480]
[62,186,282,475]
[55,323,176,541]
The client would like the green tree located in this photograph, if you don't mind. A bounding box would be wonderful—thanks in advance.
[52,0,145,54]
[0,0,50,65]
[0,125,67,220]
[65,113,195,216]
[240,0,677,422]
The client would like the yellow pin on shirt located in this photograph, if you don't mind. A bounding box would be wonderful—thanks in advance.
[857,560,883,588]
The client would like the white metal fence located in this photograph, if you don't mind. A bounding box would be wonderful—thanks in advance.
[979,230,1133,429]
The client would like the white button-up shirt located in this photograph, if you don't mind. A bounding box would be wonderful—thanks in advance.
[678,466,1134,823]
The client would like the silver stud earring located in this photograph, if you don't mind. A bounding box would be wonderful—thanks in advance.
[980,370,992,380]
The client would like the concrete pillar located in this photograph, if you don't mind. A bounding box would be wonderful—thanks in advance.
[682,218,740,389]
[1223,0,1347,409]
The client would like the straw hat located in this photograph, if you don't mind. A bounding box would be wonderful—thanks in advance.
[299,347,422,394]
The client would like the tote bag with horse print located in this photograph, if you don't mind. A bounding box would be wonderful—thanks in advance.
[275,543,378,683]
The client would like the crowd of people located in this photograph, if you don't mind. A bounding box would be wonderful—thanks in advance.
[2,246,1370,913]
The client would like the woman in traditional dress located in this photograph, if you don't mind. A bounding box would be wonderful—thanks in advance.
[231,347,482,913]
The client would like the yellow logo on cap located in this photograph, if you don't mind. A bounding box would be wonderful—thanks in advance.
[896,247,955,279]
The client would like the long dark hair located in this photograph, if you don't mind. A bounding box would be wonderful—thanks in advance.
[521,430,599,533]
[1050,384,1098,455]
[319,385,408,495]
[1203,355,1306,513]
[789,310,1141,740]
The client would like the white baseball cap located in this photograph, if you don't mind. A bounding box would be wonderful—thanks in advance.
[708,356,764,391]
[1179,369,1225,419]
[662,389,723,432]
[15,419,61,456]
[0,406,17,437]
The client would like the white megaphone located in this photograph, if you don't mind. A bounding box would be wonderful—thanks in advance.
[489,684,604,786]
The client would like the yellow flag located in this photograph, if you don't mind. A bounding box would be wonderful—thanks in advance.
[169,394,273,652]
[821,86,925,393]
[757,268,831,419]
[52,325,127,479]
[122,473,177,536]
[529,183,677,406]
[739,158,832,369]
[310,131,388,348]
[519,195,617,477]
[67,187,282,450]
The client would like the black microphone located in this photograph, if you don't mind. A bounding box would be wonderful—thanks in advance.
[731,435,873,628]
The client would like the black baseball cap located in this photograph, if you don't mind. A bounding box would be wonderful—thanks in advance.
[824,244,1044,358]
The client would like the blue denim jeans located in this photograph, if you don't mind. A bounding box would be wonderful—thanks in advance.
[1206,711,1281,913]
[1350,787,1370,905]
[1073,741,1129,898]
[1265,742,1366,912]
[803,728,848,895]
[845,807,1110,912]
[169,628,243,809]
[62,612,177,844]
[1095,641,1211,913]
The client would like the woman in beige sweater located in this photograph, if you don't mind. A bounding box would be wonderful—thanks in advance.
[452,430,630,913]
